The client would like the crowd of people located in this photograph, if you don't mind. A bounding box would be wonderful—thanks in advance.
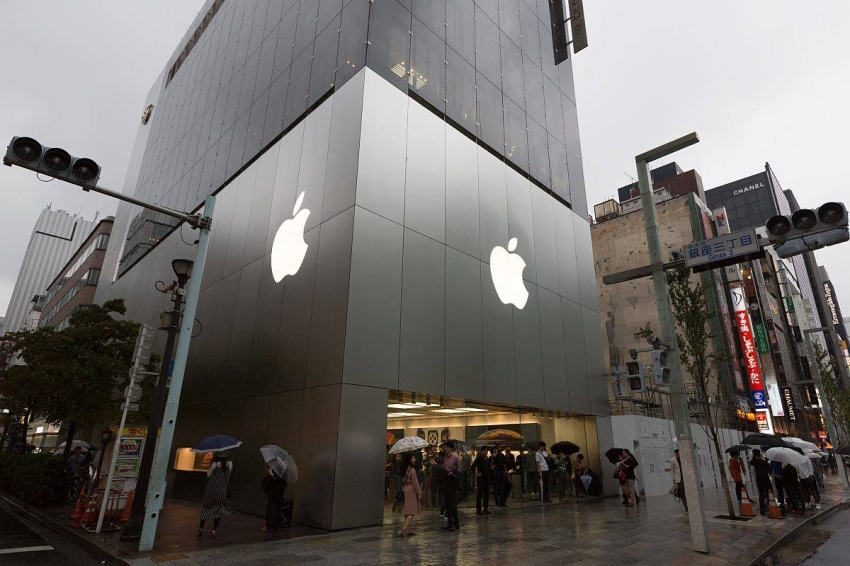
[386,441,602,536]
[743,449,824,516]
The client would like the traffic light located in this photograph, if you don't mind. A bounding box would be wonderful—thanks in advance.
[652,349,670,386]
[765,202,849,259]
[3,136,101,189]
[625,360,645,393]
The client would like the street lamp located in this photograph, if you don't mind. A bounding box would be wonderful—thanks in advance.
[121,258,194,541]
[4,135,214,551]
[636,132,710,554]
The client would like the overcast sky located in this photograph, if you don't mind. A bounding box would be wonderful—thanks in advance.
[1,1,849,320]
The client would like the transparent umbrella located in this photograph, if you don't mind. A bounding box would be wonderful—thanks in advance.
[260,445,289,477]
[765,447,808,466]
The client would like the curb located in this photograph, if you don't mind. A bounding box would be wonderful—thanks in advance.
[747,499,850,566]
[0,493,129,566]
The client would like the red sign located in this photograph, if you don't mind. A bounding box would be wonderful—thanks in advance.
[755,411,769,431]
[810,431,818,439]
[731,286,767,408]
[818,430,828,439]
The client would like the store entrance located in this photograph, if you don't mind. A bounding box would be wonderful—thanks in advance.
[383,390,602,523]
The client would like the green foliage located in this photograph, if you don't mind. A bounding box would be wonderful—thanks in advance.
[0,452,68,506]
[813,341,850,443]
[0,299,140,452]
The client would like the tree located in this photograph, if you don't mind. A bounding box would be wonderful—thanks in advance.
[812,341,850,445]
[639,262,738,519]
[0,299,140,458]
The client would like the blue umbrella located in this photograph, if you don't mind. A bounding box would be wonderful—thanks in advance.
[191,434,242,454]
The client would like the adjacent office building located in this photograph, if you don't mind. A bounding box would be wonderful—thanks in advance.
[95,0,606,530]
[1,206,94,336]
[37,217,113,330]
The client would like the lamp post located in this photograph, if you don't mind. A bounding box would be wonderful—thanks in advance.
[120,259,193,541]
[636,132,710,553]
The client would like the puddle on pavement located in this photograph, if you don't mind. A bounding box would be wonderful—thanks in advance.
[754,529,833,565]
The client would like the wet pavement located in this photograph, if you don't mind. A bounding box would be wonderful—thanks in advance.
[120,476,848,566]
[754,508,850,565]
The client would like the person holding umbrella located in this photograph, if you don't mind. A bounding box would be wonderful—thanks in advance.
[748,449,772,515]
[260,446,294,532]
[397,452,422,537]
[728,451,754,504]
[442,445,461,532]
[471,446,492,515]
[196,451,234,538]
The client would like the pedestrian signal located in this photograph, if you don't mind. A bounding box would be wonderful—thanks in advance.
[626,360,645,393]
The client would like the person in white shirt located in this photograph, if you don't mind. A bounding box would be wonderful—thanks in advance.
[796,456,821,510]
[535,442,552,503]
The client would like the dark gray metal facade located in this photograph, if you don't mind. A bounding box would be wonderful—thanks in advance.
[96,0,602,531]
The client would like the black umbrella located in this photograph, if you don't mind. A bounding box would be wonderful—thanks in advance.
[605,447,627,464]
[741,433,788,449]
[725,444,751,454]
[835,446,850,456]
[551,441,580,456]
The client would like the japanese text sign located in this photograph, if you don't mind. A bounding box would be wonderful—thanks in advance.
[685,228,759,268]
[731,285,767,409]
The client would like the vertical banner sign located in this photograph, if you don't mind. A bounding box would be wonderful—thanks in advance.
[781,386,798,422]
[755,411,769,431]
[731,285,768,409]
[567,0,589,53]
[753,323,770,353]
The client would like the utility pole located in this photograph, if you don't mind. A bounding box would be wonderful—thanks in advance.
[637,132,710,553]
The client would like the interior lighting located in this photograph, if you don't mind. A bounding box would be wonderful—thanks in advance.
[387,412,423,418]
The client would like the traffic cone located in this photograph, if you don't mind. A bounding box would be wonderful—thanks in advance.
[69,490,88,527]
[739,485,756,517]
[767,488,783,519]
[81,493,100,528]
[119,489,134,523]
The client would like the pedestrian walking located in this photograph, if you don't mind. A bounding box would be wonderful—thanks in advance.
[574,454,588,498]
[749,449,772,515]
[398,453,421,537]
[502,446,516,503]
[619,449,638,507]
[535,442,552,503]
[670,449,687,511]
[472,447,492,515]
[442,446,461,532]
[196,452,234,538]
[261,467,287,532]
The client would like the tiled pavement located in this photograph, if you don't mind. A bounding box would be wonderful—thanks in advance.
[119,476,848,566]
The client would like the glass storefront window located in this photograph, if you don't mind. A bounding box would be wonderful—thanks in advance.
[383,390,603,522]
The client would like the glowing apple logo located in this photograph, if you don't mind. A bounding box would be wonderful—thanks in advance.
[271,191,310,282]
[489,237,528,309]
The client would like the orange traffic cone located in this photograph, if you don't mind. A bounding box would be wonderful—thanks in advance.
[81,493,100,527]
[767,488,783,519]
[119,489,134,523]
[69,489,88,527]
[739,485,756,517]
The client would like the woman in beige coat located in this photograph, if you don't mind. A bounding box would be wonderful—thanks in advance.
[399,453,422,537]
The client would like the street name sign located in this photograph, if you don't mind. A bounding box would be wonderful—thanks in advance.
[684,228,760,269]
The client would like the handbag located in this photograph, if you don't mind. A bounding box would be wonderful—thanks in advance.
[669,483,678,496]
[395,489,404,503]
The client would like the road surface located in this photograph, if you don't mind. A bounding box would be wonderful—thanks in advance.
[0,504,103,565]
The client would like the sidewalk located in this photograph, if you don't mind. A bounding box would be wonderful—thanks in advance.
[8,477,849,566]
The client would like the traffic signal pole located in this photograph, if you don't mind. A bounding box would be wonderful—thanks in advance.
[637,133,710,553]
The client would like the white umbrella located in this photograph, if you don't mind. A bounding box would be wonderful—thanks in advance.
[804,451,823,460]
[388,436,430,454]
[783,437,819,452]
[765,447,808,466]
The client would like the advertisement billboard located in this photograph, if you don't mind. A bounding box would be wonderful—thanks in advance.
[731,285,767,409]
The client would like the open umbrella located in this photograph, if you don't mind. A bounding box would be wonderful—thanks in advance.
[389,435,430,454]
[191,434,242,453]
[742,433,788,449]
[55,440,90,451]
[551,441,580,456]
[782,437,819,452]
[765,447,808,466]
[439,439,473,452]
[260,445,290,477]
[804,451,824,460]
[475,429,524,448]
[605,447,627,464]
[725,444,750,454]
[835,446,850,456]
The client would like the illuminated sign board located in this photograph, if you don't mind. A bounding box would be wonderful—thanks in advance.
[731,285,767,409]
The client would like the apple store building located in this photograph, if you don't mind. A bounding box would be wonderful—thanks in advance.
[95,0,609,530]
